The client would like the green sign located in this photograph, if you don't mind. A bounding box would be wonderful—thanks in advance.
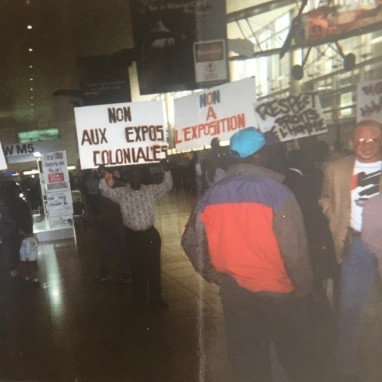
[18,128,60,143]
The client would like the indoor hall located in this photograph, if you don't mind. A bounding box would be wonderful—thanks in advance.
[0,192,381,381]
[0,193,230,382]
[0,0,382,381]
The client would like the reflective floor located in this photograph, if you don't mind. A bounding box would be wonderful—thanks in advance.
[1,192,382,381]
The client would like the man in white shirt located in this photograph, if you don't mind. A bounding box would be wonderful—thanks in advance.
[320,120,382,381]
[99,163,172,313]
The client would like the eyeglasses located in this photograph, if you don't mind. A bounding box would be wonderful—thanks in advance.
[354,138,381,147]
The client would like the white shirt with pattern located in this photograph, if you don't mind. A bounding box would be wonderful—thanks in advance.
[99,171,172,231]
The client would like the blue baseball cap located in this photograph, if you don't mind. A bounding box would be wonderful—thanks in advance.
[230,127,266,158]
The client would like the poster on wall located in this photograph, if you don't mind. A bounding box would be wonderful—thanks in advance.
[130,0,227,94]
[254,94,327,142]
[41,151,73,222]
[357,79,382,123]
[174,78,257,151]
[194,39,227,83]
[74,101,167,169]
[0,143,7,170]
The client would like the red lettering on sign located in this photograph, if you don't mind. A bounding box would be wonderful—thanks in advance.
[206,106,217,121]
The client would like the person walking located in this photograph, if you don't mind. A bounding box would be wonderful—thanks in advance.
[97,166,131,283]
[182,127,317,382]
[319,119,382,381]
[99,162,172,313]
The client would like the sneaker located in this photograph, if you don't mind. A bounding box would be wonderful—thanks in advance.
[97,273,111,282]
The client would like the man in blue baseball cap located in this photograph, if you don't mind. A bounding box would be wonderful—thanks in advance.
[229,126,266,158]
[182,127,318,381]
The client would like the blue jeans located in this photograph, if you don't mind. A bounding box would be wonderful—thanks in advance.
[337,236,377,374]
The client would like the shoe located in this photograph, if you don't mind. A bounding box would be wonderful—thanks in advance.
[97,273,111,282]
[150,298,169,312]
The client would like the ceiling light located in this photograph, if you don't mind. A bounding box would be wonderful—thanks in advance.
[31,103,34,106]
[27,25,33,30]
[30,87,34,91]
[29,65,33,69]
[30,96,34,99]
[28,48,33,52]
[29,78,33,81]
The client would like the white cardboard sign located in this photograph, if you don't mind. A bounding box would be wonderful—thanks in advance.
[357,79,382,123]
[0,143,7,170]
[174,78,257,151]
[74,101,167,169]
[254,94,327,142]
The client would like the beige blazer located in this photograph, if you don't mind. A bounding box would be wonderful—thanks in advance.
[319,155,382,262]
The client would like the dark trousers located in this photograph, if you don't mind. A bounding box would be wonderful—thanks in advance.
[220,278,319,382]
[100,224,130,277]
[337,237,378,375]
[124,226,161,307]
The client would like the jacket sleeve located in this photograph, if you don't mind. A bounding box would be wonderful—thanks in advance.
[273,194,313,296]
[181,205,220,284]
[99,178,125,204]
[319,162,335,221]
[0,205,16,241]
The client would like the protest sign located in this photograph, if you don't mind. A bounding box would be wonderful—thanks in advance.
[174,78,257,151]
[74,101,167,169]
[0,143,7,170]
[357,79,382,122]
[254,94,327,142]
[41,151,73,223]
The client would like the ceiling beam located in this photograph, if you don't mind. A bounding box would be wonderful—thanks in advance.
[229,21,382,60]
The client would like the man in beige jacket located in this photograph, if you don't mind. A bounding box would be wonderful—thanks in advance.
[320,119,382,381]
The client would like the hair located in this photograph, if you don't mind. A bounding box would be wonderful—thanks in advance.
[103,166,116,174]
[354,119,382,133]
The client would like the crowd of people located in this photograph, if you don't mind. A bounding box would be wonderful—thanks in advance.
[0,119,381,381]
[182,119,382,382]
[72,118,381,381]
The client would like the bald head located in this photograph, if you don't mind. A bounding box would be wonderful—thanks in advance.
[351,120,382,163]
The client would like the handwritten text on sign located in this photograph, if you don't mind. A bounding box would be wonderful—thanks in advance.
[74,101,167,169]
[174,78,257,151]
[255,94,327,141]
[357,79,382,123]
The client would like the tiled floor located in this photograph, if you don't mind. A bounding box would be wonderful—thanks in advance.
[0,192,381,381]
